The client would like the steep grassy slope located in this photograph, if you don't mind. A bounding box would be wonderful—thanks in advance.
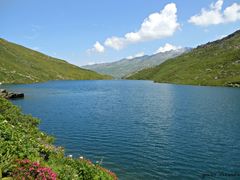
[0,97,116,179]
[0,38,110,84]
[83,48,189,79]
[128,30,240,87]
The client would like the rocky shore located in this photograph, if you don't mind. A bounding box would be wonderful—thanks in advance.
[0,89,24,99]
[226,82,240,88]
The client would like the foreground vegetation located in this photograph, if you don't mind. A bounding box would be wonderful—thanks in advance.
[0,97,116,179]
[0,38,111,84]
[127,30,240,87]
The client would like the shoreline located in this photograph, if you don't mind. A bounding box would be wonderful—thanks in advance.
[1,79,240,88]
[0,97,117,179]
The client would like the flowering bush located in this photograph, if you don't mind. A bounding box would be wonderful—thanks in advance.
[96,164,117,180]
[0,97,116,179]
[12,159,57,180]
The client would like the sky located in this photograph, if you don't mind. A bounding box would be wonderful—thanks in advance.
[1,0,240,66]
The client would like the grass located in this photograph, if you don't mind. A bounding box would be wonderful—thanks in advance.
[0,38,111,84]
[0,97,117,179]
[127,30,240,87]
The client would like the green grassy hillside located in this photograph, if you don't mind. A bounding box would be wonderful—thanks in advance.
[0,97,116,179]
[0,38,111,84]
[127,30,240,87]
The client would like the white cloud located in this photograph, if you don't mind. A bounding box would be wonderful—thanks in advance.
[154,43,181,54]
[93,41,105,53]
[87,41,105,54]
[104,3,180,50]
[31,47,40,51]
[219,34,227,39]
[104,37,126,50]
[84,61,106,66]
[189,0,240,26]
[86,62,96,66]
[126,52,145,59]
[224,3,240,22]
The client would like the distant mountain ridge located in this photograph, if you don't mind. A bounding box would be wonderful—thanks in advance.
[83,48,190,79]
[127,30,240,87]
[0,38,110,84]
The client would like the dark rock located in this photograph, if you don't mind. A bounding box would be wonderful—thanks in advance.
[225,82,240,88]
[0,90,24,99]
[0,89,7,93]
[6,92,24,99]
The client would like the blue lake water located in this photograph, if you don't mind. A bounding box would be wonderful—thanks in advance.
[3,80,240,179]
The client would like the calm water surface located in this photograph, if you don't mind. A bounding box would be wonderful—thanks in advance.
[3,80,240,179]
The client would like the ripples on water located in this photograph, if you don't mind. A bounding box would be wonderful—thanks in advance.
[4,80,240,180]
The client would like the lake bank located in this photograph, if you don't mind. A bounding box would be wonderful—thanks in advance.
[0,96,116,179]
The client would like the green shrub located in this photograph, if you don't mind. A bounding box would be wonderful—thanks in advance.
[0,97,116,179]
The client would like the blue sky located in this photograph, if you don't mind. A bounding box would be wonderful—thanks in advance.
[1,0,240,66]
